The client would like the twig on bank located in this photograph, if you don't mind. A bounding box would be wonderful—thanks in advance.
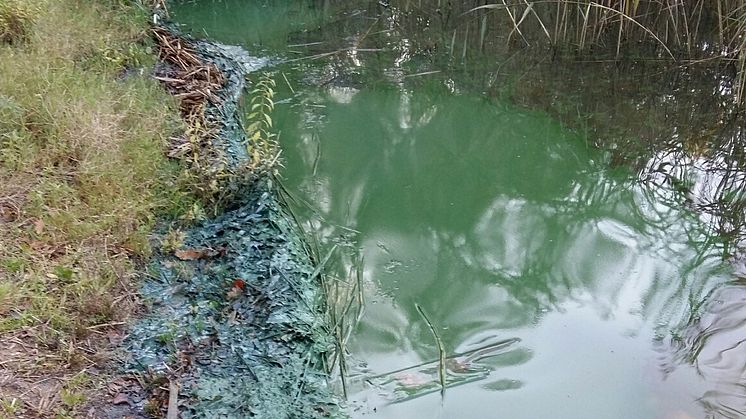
[166,380,180,419]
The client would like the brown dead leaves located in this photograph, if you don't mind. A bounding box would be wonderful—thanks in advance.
[173,246,225,261]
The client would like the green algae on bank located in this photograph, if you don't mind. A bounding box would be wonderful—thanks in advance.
[118,25,340,418]
[127,183,338,418]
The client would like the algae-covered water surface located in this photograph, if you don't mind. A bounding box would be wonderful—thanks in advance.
[172,1,745,417]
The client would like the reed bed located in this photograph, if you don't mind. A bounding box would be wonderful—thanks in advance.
[454,0,746,54]
[549,1,738,93]
[392,0,746,103]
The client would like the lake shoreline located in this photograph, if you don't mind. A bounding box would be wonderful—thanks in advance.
[129,16,337,417]
[101,13,341,419]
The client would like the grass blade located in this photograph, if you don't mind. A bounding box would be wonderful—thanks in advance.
[415,303,446,399]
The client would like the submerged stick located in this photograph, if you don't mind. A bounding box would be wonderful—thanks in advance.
[415,303,446,399]
[354,255,365,326]
[359,337,520,382]
[337,325,349,399]
[281,72,295,94]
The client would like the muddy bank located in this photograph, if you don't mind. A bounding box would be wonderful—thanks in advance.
[105,24,340,419]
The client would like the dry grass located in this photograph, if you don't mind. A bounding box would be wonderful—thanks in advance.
[459,0,746,101]
[0,0,40,44]
[0,0,193,416]
[464,0,746,52]
[151,26,234,209]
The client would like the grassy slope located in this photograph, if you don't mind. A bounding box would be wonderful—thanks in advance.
[0,0,192,416]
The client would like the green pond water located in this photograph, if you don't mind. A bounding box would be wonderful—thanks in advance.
[172,1,744,418]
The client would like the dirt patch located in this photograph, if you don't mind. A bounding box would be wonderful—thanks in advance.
[0,326,125,417]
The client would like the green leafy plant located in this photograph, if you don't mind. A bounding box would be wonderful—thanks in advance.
[244,72,280,174]
[55,373,88,417]
[160,227,186,254]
